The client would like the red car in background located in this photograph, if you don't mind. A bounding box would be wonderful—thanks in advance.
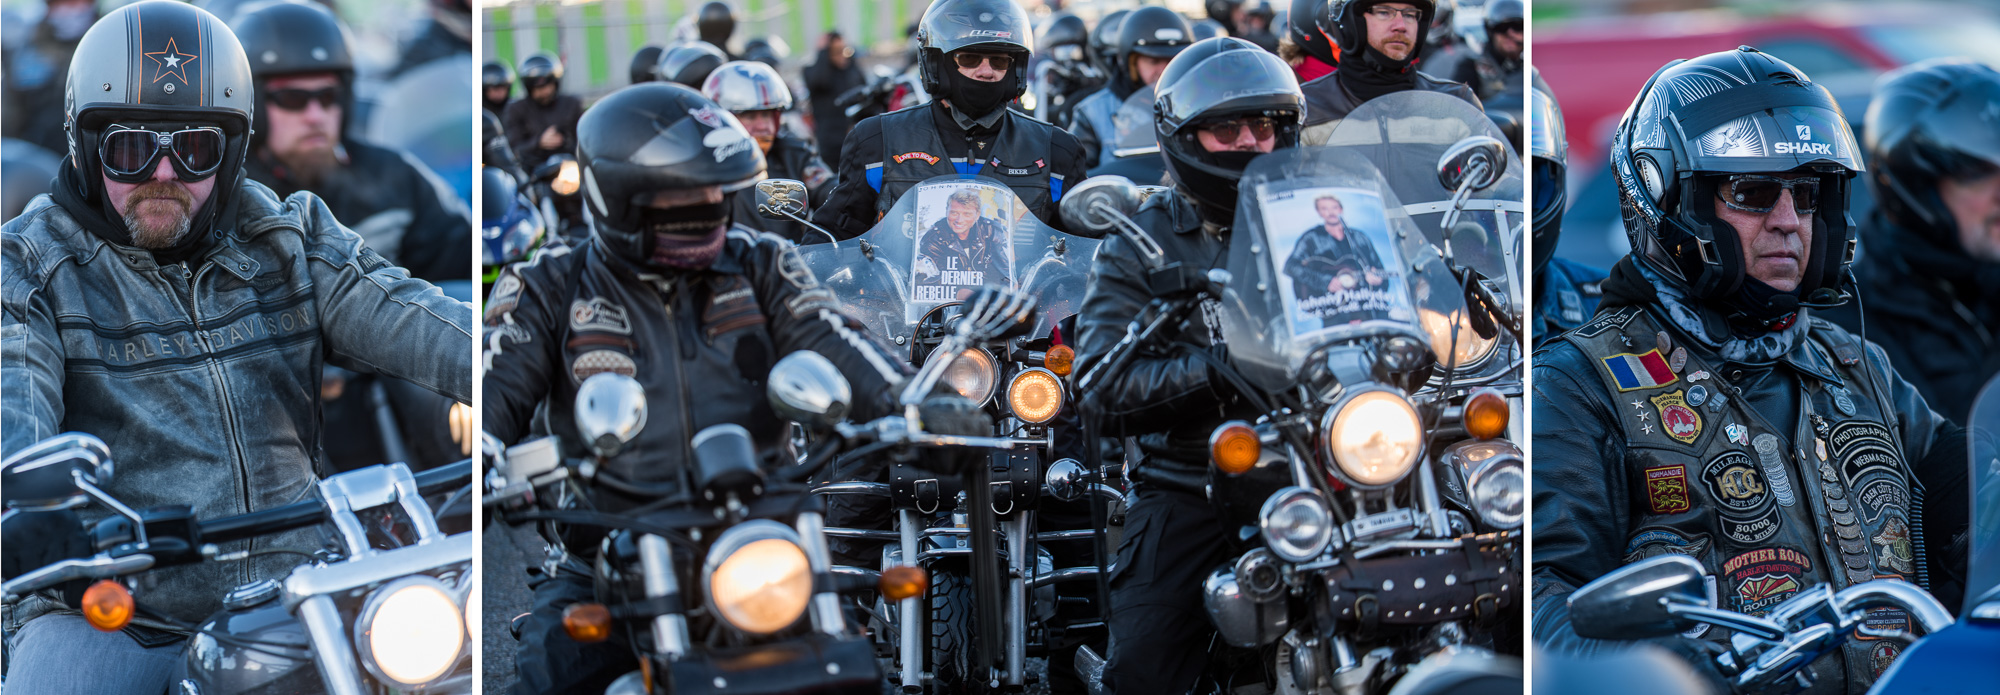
[1537,3,2000,269]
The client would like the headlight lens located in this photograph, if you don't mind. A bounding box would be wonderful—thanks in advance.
[1419,308,1497,370]
[931,347,998,404]
[357,577,465,687]
[1259,487,1334,563]
[1322,390,1423,487]
[552,159,581,196]
[705,520,812,634]
[1006,368,1064,423]
[1467,453,1525,530]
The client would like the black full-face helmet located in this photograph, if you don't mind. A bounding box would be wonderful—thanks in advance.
[576,83,766,268]
[1612,46,1863,304]
[914,0,1035,104]
[1090,9,1132,77]
[630,45,665,84]
[1320,0,1435,72]
[697,1,736,49]
[229,0,356,150]
[1154,37,1305,225]
[64,0,255,233]
[659,41,728,88]
[1528,68,1566,277]
[519,52,564,97]
[1289,0,1337,66]
[1862,58,2000,242]
[1115,6,1194,86]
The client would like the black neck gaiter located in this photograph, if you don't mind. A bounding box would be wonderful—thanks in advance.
[1336,44,1419,104]
[945,65,1017,120]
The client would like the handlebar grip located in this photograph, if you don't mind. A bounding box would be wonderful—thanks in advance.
[202,460,472,544]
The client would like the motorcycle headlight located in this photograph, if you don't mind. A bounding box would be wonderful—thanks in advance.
[704,520,812,634]
[1259,487,1334,563]
[1467,451,1525,530]
[355,576,465,687]
[929,347,998,405]
[1320,390,1424,488]
[1006,367,1064,424]
[552,159,581,196]
[1419,308,1497,371]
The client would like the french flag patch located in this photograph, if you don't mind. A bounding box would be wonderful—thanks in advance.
[1602,349,1678,392]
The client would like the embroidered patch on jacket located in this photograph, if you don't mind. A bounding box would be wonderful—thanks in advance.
[1651,389,1702,443]
[1723,547,1812,617]
[1871,512,1916,574]
[1870,642,1902,678]
[893,151,940,165]
[569,349,637,383]
[569,297,632,335]
[1643,464,1692,514]
[1602,349,1678,391]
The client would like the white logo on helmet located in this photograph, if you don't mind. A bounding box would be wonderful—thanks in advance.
[1155,28,1185,41]
[1796,125,1811,140]
[688,105,725,128]
[704,127,754,162]
[311,47,328,61]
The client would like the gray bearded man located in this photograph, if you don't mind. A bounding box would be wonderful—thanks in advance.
[1531,48,1968,694]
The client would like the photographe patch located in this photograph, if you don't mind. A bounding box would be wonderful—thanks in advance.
[569,297,632,335]
[1623,527,1712,563]
[1829,421,1904,489]
[1724,547,1812,617]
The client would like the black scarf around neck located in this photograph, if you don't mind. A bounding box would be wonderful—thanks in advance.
[1335,44,1418,104]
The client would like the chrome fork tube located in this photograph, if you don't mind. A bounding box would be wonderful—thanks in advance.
[297,594,367,695]
[796,511,847,636]
[899,508,924,691]
[1005,513,1030,687]
[639,534,690,659]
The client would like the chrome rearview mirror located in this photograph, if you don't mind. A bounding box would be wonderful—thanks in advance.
[1060,175,1141,240]
[575,373,648,459]
[1043,458,1087,501]
[2,433,114,511]
[768,350,853,430]
[755,179,809,220]
[1569,554,1786,641]
[1437,135,1508,194]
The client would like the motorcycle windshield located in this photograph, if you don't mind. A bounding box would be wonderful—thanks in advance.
[1218,146,1455,392]
[1109,85,1159,157]
[796,175,1101,348]
[1320,91,1526,313]
[1968,375,2000,616]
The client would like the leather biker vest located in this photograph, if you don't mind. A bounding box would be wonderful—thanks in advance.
[1562,306,1918,693]
[864,107,1065,220]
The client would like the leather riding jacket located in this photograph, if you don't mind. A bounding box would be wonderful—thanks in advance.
[1534,257,1606,349]
[246,139,472,282]
[1299,70,1481,144]
[1073,192,1255,492]
[1532,293,1963,693]
[481,228,910,512]
[2,179,474,624]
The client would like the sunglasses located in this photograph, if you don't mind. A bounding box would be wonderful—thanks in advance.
[952,52,1014,72]
[1495,20,1523,35]
[267,86,342,111]
[1716,174,1820,215]
[98,124,226,183]
[1198,116,1278,143]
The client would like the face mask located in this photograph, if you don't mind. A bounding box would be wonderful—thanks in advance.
[635,200,731,269]
[945,64,1017,120]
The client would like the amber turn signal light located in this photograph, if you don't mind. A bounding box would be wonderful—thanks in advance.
[562,602,612,643]
[1465,388,1509,440]
[83,580,134,632]
[880,565,929,601]
[1209,421,1261,475]
[1044,345,1074,377]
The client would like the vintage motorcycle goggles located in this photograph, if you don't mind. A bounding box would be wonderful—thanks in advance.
[98,124,226,183]
[1714,173,1820,215]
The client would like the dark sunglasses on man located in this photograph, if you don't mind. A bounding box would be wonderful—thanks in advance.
[1715,173,1821,215]
[1197,116,1278,143]
[98,124,226,183]
[266,86,342,112]
[952,52,1014,72]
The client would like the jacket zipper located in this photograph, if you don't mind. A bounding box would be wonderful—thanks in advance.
[175,261,259,573]
[665,280,699,479]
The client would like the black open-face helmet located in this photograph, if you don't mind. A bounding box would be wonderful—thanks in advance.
[519,52,564,94]
[1613,46,1863,304]
[1154,37,1304,225]
[659,41,728,88]
[1289,0,1337,67]
[1321,0,1434,71]
[1090,9,1131,77]
[915,0,1035,100]
[1206,0,1245,34]
[483,60,514,89]
[1040,12,1089,51]
[1116,6,1194,86]
[631,45,665,84]
[1863,58,2000,242]
[576,83,766,267]
[64,0,255,234]
[697,1,736,49]
[229,0,356,150]
[1528,68,1566,277]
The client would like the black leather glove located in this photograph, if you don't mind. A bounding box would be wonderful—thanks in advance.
[916,393,993,476]
[2,508,92,581]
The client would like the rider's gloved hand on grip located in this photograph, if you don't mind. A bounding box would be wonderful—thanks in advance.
[916,393,993,476]
[2,508,92,581]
